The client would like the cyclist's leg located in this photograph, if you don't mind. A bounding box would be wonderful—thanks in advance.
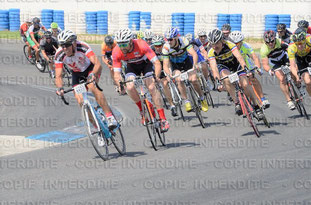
[171,65,187,100]
[302,72,311,96]
[161,77,174,106]
[219,65,236,101]
[274,67,291,102]
[239,74,260,107]
[124,63,141,109]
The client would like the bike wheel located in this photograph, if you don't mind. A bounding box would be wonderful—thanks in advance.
[177,103,185,121]
[23,45,35,64]
[188,85,205,128]
[289,82,303,116]
[110,126,126,155]
[143,100,158,150]
[200,76,214,108]
[35,55,46,72]
[240,92,260,137]
[158,85,169,110]
[82,104,109,160]
[298,101,309,120]
[262,114,271,128]
[62,66,72,87]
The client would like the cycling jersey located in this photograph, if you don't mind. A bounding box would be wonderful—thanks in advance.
[20,23,29,36]
[151,45,164,63]
[288,35,311,71]
[278,29,292,45]
[26,23,45,37]
[48,28,62,37]
[239,42,255,69]
[112,39,158,70]
[101,40,117,59]
[197,37,209,51]
[207,40,240,71]
[162,37,193,64]
[54,41,95,72]
[40,37,58,56]
[260,38,289,68]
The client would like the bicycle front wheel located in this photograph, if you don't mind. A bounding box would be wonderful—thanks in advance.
[110,113,126,155]
[35,55,46,72]
[143,100,158,150]
[62,65,72,87]
[188,84,205,128]
[82,104,109,160]
[23,45,35,64]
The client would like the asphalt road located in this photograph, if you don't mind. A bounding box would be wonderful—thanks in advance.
[1,42,311,205]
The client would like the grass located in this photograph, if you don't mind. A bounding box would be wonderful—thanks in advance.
[0,30,20,39]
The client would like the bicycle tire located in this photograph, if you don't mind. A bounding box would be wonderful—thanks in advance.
[239,92,260,137]
[143,100,158,151]
[262,114,271,128]
[169,81,185,121]
[289,82,302,116]
[177,103,185,121]
[200,75,215,108]
[110,123,126,155]
[159,85,169,110]
[188,84,205,128]
[298,101,309,120]
[82,104,109,160]
[35,54,46,72]
[23,45,35,64]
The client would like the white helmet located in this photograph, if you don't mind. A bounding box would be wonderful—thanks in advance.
[114,28,133,43]
[208,29,223,44]
[58,30,77,45]
[197,28,206,36]
[144,29,153,39]
[229,31,244,43]
[152,34,165,45]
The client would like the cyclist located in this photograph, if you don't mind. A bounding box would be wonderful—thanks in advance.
[260,30,295,110]
[20,18,32,59]
[162,27,209,112]
[298,20,311,35]
[276,23,292,45]
[221,24,231,40]
[26,17,47,69]
[40,31,59,78]
[112,28,170,132]
[229,31,270,108]
[185,33,211,87]
[197,28,209,52]
[144,29,153,45]
[101,35,122,93]
[288,28,311,96]
[207,29,260,115]
[55,30,118,130]
[151,34,177,117]
[49,22,62,38]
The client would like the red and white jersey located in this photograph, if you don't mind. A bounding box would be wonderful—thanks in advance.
[112,39,158,70]
[54,41,95,72]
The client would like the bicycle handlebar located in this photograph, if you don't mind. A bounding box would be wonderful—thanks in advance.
[220,68,246,81]
[171,68,195,79]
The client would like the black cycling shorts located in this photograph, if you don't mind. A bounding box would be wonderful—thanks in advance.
[218,64,246,76]
[171,56,193,72]
[72,64,94,87]
[125,60,154,79]
[296,52,311,75]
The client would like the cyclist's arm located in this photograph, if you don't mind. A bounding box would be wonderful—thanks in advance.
[232,48,246,69]
[208,58,220,80]
[55,67,63,89]
[200,46,208,60]
[261,57,270,72]
[30,32,39,46]
[250,52,261,68]
[154,59,162,80]
[41,49,49,61]
[112,52,123,88]
[187,46,198,67]
[289,59,299,80]
[88,54,102,76]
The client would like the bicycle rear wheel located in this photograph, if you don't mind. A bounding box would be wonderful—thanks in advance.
[289,82,302,116]
[109,112,126,155]
[82,104,109,160]
[143,100,158,150]
[239,92,260,137]
[200,76,214,108]
[188,84,205,128]
[23,45,35,64]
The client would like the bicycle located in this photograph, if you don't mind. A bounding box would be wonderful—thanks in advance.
[172,68,206,128]
[46,57,71,87]
[23,44,36,65]
[247,67,271,128]
[60,80,126,160]
[156,81,170,110]
[273,64,309,120]
[120,74,165,151]
[197,63,215,108]
[220,69,261,137]
[168,79,185,121]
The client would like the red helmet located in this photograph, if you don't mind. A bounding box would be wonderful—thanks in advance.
[263,30,276,43]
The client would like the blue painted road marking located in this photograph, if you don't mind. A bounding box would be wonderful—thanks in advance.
[27,131,85,143]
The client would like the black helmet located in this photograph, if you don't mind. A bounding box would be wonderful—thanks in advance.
[44,30,52,38]
[221,23,231,32]
[263,30,276,43]
[208,29,223,44]
[277,23,286,31]
[104,35,114,46]
[32,17,40,25]
[298,20,309,29]
[292,28,307,42]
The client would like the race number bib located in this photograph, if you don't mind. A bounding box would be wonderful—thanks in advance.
[307,67,311,75]
[228,73,239,83]
[282,66,291,75]
[74,84,87,94]
[180,72,188,81]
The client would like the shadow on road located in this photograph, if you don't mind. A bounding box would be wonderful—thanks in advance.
[94,151,147,160]
[165,142,199,148]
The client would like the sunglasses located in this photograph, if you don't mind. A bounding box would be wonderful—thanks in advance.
[145,38,152,41]
[167,38,175,42]
[46,37,51,39]
[118,42,130,48]
[154,45,163,48]
[265,40,275,44]
[61,43,72,48]
[199,35,207,38]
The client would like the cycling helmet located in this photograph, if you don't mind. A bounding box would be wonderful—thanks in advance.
[152,35,165,46]
[221,24,231,32]
[229,31,244,43]
[292,28,307,42]
[277,23,286,31]
[144,29,153,39]
[185,33,193,42]
[58,30,77,45]
[32,17,40,25]
[44,30,53,38]
[263,30,276,43]
[165,27,179,39]
[25,18,32,23]
[104,35,114,46]
[208,29,223,44]
[114,28,133,43]
[51,22,58,29]
[197,28,207,37]
[298,20,309,29]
